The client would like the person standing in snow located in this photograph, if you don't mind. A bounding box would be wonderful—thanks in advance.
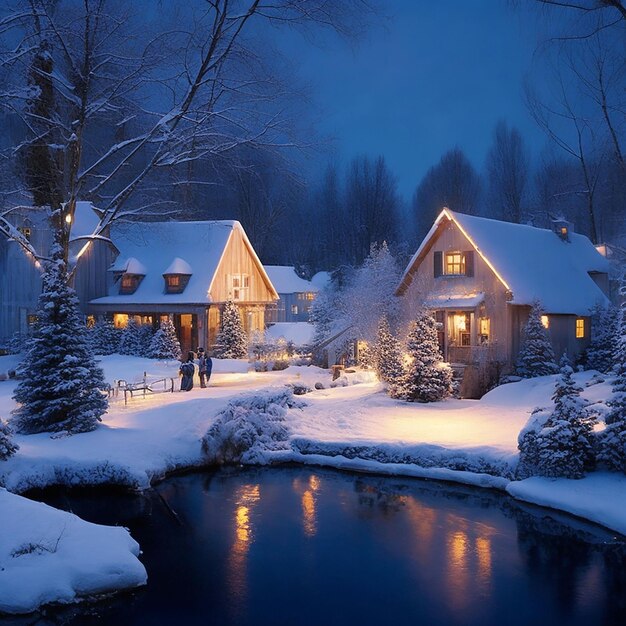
[206,351,213,386]
[179,351,195,391]
[197,347,208,388]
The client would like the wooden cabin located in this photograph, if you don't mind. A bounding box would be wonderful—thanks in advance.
[88,220,279,353]
[397,209,610,395]
[0,202,113,344]
[264,266,319,323]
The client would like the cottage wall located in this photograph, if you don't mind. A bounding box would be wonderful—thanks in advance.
[210,228,276,304]
[402,219,512,363]
[72,240,115,314]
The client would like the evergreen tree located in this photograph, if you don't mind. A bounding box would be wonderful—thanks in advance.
[138,324,155,355]
[518,355,595,478]
[12,243,108,435]
[310,286,337,346]
[598,280,626,473]
[148,318,182,360]
[372,314,404,384]
[398,312,452,402]
[119,319,143,356]
[214,301,248,359]
[0,418,19,461]
[516,300,558,377]
[585,303,618,373]
[89,319,121,355]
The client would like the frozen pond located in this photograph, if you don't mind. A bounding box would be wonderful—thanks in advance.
[9,467,626,625]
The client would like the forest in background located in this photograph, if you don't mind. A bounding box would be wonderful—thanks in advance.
[0,1,624,277]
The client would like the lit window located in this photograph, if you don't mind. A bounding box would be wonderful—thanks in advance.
[27,314,38,326]
[561,227,568,237]
[306,292,315,301]
[445,252,465,275]
[576,318,585,339]
[18,226,32,242]
[291,305,298,315]
[541,315,549,329]
[168,275,180,287]
[113,313,129,328]
[229,275,250,301]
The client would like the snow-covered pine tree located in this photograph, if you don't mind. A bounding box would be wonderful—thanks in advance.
[148,318,182,360]
[214,301,248,359]
[310,286,337,346]
[12,243,108,435]
[0,418,19,460]
[585,303,618,373]
[118,319,143,356]
[89,318,121,355]
[372,314,404,384]
[138,324,155,355]
[398,312,452,402]
[598,279,626,473]
[518,354,595,479]
[516,300,558,378]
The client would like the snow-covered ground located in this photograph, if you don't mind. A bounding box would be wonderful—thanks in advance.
[0,488,146,614]
[0,354,625,613]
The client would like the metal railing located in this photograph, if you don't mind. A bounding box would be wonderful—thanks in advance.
[113,371,176,405]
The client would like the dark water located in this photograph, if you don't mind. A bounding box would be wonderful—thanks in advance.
[4,467,626,626]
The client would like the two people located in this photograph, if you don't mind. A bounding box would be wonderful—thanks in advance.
[179,347,213,392]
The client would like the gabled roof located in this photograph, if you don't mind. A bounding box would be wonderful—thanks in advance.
[264,266,318,294]
[397,208,610,315]
[90,220,277,305]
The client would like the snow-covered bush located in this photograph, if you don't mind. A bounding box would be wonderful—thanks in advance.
[0,418,19,460]
[518,356,596,479]
[372,314,404,384]
[12,243,108,435]
[138,324,154,354]
[396,313,452,402]
[584,303,618,373]
[597,287,626,474]
[214,300,247,359]
[201,389,304,464]
[148,318,181,360]
[516,300,558,378]
[88,319,121,355]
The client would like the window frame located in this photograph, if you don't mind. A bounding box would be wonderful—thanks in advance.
[575,318,585,339]
[444,252,466,276]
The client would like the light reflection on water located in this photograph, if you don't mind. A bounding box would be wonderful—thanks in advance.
[23,467,626,626]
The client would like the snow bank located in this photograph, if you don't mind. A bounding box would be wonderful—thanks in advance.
[265,322,315,346]
[507,473,626,537]
[0,488,146,615]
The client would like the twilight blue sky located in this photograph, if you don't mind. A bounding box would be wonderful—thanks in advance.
[278,0,546,199]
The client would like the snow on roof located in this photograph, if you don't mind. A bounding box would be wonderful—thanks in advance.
[310,271,331,290]
[163,257,192,275]
[91,220,271,305]
[265,322,315,346]
[424,292,485,309]
[69,201,101,241]
[264,266,318,294]
[109,256,147,275]
[399,209,609,315]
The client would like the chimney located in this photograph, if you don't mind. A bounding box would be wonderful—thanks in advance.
[551,218,572,242]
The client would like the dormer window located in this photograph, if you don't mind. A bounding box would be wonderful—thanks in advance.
[163,258,192,294]
[120,273,143,294]
[18,226,32,242]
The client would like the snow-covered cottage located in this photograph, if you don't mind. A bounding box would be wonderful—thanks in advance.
[0,202,113,343]
[264,266,319,323]
[397,209,610,382]
[88,220,278,353]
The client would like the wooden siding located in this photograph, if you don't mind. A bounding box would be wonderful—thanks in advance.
[402,217,512,364]
[210,228,277,304]
[266,292,315,323]
[72,239,115,314]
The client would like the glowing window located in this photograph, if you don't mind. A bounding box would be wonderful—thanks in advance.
[479,317,490,337]
[541,315,549,329]
[291,305,298,315]
[576,318,585,339]
[445,252,465,275]
[113,313,129,328]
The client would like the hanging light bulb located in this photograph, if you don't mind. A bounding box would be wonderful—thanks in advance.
[65,213,72,224]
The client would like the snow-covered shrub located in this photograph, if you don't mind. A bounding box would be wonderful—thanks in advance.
[584,303,618,373]
[118,319,143,356]
[12,243,108,435]
[0,418,19,460]
[201,389,304,464]
[372,314,404,384]
[597,287,626,474]
[148,318,181,360]
[138,324,154,354]
[88,319,121,355]
[214,300,248,359]
[516,300,558,378]
[518,356,596,479]
[7,332,30,355]
[396,313,452,402]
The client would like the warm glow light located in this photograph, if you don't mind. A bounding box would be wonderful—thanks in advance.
[236,506,250,543]
[476,536,492,590]
[302,491,316,537]
[541,315,549,329]
[65,213,72,224]
[454,314,467,332]
[442,209,512,292]
[576,318,585,339]
[75,242,90,260]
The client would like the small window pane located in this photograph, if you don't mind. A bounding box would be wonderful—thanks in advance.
[576,318,585,339]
